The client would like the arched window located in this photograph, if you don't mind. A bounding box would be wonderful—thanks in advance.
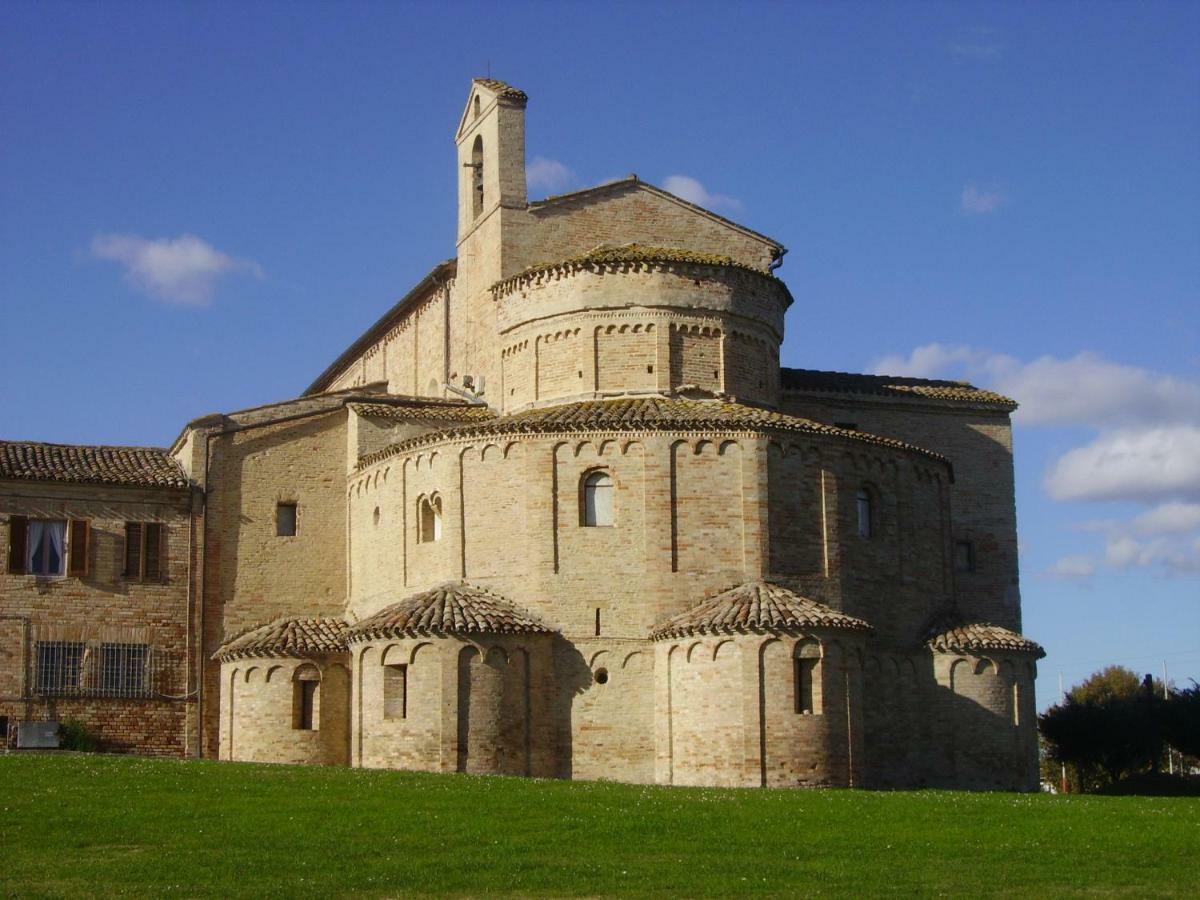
[581,470,614,527]
[418,494,442,543]
[856,488,873,539]
[470,135,484,218]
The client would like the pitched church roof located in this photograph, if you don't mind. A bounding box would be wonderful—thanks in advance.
[347,582,556,641]
[781,368,1017,410]
[0,440,188,489]
[357,397,952,471]
[472,78,528,101]
[924,613,1045,657]
[651,581,873,640]
[214,617,350,662]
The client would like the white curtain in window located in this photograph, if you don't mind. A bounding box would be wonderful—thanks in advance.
[47,521,65,571]
[25,520,44,571]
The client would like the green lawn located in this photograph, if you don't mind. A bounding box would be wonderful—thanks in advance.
[0,755,1196,898]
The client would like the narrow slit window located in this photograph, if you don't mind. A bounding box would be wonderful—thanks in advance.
[294,677,319,731]
[856,489,873,539]
[418,495,443,543]
[795,658,817,714]
[955,540,976,573]
[582,471,614,527]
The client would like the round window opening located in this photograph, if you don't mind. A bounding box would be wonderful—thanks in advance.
[594,668,609,685]
[373,507,381,526]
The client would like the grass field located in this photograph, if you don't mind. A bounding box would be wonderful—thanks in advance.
[1,754,1196,898]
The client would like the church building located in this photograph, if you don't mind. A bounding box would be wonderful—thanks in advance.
[0,80,1043,789]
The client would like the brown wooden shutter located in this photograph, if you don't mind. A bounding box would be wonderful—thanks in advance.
[68,519,90,577]
[124,522,142,578]
[144,523,162,581]
[7,516,27,574]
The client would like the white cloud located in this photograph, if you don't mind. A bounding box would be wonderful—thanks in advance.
[1132,501,1200,535]
[1045,555,1096,579]
[1044,425,1200,504]
[961,184,1005,215]
[870,345,1200,429]
[92,233,262,306]
[950,28,1003,61]
[526,156,577,195]
[662,175,743,214]
[871,344,983,379]
[868,343,1200,577]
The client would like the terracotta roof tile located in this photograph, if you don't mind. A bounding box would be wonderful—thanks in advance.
[651,581,873,640]
[782,368,1017,409]
[358,397,950,471]
[492,243,786,300]
[0,440,188,489]
[347,582,556,641]
[925,613,1044,657]
[473,78,527,101]
[348,402,497,423]
[214,617,349,662]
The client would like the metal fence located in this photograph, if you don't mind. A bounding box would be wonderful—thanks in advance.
[32,640,181,699]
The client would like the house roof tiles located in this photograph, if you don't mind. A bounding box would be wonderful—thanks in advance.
[651,581,873,640]
[347,582,555,641]
[214,617,349,662]
[348,402,497,423]
[0,440,189,489]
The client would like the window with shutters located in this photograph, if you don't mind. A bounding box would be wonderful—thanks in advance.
[124,522,165,581]
[7,516,89,577]
[383,664,407,720]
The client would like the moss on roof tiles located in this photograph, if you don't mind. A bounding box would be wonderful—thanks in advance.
[925,613,1044,657]
[357,397,951,472]
[0,440,188,489]
[347,582,555,641]
[492,243,787,300]
[651,581,873,641]
[473,78,528,101]
[348,402,496,423]
[214,617,349,662]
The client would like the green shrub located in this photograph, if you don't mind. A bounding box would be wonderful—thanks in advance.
[57,719,100,752]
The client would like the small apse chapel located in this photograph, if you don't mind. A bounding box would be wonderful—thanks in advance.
[0,79,1044,789]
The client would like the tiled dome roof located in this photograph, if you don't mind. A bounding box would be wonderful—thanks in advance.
[925,613,1044,657]
[347,582,556,642]
[357,397,951,471]
[214,617,349,662]
[651,581,873,641]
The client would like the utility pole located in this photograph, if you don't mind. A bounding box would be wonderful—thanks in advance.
[1164,661,1174,776]
[1058,672,1068,794]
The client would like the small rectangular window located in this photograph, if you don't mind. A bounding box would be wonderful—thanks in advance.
[100,643,148,697]
[35,641,85,695]
[955,540,976,573]
[277,503,297,537]
[125,523,165,580]
[383,664,408,720]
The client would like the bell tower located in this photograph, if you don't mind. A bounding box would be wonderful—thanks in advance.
[455,79,528,244]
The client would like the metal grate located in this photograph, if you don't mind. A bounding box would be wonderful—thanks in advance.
[32,640,180,698]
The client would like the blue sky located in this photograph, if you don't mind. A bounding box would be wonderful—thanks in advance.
[2,2,1197,707]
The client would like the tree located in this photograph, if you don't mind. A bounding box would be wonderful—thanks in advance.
[1039,666,1163,791]
[1163,681,1200,759]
